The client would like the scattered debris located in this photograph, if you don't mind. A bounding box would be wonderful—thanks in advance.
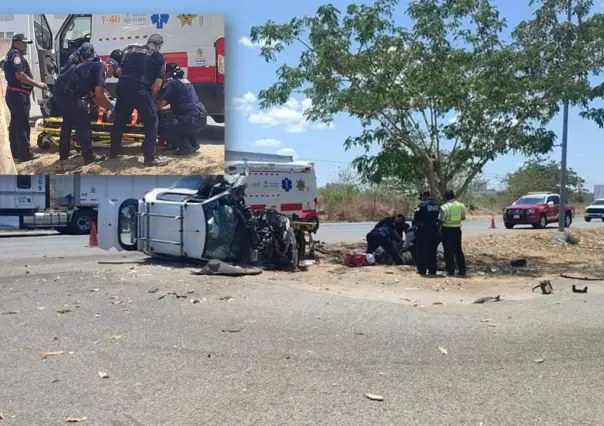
[534,358,545,364]
[561,273,601,281]
[90,288,99,292]
[57,309,72,314]
[66,416,88,423]
[221,328,243,333]
[572,285,588,294]
[41,350,64,360]
[432,302,444,305]
[510,258,527,267]
[111,300,123,305]
[190,299,201,304]
[98,371,109,379]
[364,393,384,401]
[0,412,3,420]
[2,311,19,315]
[532,280,553,295]
[472,295,501,304]
[438,346,448,355]
[106,334,122,341]
[147,288,159,294]
[480,318,491,323]
[488,323,497,328]
[157,293,167,300]
[354,331,365,336]
[193,259,262,276]
[219,296,234,302]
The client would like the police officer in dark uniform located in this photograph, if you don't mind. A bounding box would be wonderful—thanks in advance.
[2,34,47,162]
[156,63,208,155]
[365,223,405,265]
[110,34,168,167]
[53,58,115,164]
[413,190,441,276]
[60,42,100,75]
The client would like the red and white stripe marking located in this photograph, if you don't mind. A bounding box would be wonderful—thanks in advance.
[100,51,217,84]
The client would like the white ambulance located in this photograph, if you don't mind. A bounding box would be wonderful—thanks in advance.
[225,160,319,221]
[23,13,225,122]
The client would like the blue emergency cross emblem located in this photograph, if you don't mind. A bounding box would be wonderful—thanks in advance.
[151,14,170,29]
[281,178,293,192]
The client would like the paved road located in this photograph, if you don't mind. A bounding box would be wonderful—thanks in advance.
[1,247,604,425]
[2,217,603,250]
[317,217,604,243]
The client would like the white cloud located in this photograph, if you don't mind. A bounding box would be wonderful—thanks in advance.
[277,148,298,158]
[233,91,257,114]
[253,138,281,148]
[238,36,275,49]
[234,92,336,133]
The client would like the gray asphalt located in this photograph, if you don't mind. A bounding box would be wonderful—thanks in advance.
[2,244,604,425]
[318,217,604,243]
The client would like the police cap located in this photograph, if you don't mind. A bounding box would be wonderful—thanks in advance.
[78,43,97,60]
[12,34,33,44]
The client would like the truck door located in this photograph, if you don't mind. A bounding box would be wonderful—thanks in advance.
[547,195,560,220]
[54,14,92,72]
[32,14,57,99]
[98,198,139,251]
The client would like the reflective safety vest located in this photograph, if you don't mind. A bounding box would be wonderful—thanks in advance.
[440,200,465,228]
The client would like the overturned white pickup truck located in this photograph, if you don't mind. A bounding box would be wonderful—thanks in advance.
[98,172,313,269]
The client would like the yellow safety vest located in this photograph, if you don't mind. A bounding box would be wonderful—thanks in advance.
[441,200,465,228]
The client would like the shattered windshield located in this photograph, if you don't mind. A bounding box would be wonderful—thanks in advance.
[202,196,238,261]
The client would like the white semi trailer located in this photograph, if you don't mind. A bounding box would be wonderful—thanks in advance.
[0,175,180,234]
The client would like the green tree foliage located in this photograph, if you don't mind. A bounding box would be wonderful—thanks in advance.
[513,0,604,125]
[249,0,562,200]
[504,159,586,200]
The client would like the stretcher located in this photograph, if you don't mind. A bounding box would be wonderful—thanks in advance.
[36,107,144,151]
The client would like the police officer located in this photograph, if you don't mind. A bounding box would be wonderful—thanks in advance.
[439,189,467,277]
[2,34,47,162]
[156,63,208,155]
[110,34,168,167]
[60,42,100,74]
[53,58,116,164]
[365,223,405,265]
[413,190,441,276]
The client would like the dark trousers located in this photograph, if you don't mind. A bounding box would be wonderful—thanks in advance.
[111,84,158,162]
[159,113,206,150]
[416,230,439,275]
[366,231,404,265]
[5,90,32,161]
[441,226,466,275]
[54,94,95,161]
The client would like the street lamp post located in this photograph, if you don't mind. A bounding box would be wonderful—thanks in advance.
[558,0,572,233]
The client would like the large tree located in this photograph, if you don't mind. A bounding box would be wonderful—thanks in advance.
[249,0,562,200]
[504,159,586,200]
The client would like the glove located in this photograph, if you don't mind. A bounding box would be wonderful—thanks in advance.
[110,101,116,114]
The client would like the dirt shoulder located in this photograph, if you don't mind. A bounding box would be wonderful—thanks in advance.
[16,128,224,175]
[266,228,604,307]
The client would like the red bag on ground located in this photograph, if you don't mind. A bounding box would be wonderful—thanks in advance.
[344,252,369,267]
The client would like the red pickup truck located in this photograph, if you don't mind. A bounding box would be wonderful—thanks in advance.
[503,193,575,229]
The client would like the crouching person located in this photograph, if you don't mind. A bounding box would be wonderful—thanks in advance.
[366,225,405,266]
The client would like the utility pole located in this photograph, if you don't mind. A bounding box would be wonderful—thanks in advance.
[558,0,572,232]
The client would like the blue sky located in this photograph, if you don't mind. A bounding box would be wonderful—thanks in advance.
[7,1,604,189]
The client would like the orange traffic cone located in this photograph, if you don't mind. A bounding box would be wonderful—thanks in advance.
[489,215,496,229]
[88,222,98,247]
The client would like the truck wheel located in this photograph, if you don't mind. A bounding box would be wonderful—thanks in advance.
[537,214,547,229]
[69,209,96,235]
[585,217,591,222]
[564,214,572,228]
[504,223,514,229]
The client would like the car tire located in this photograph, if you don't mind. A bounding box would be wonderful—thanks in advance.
[564,213,572,228]
[537,214,547,229]
[504,223,514,229]
[585,217,592,222]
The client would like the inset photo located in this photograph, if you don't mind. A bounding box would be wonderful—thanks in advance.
[0,13,224,175]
